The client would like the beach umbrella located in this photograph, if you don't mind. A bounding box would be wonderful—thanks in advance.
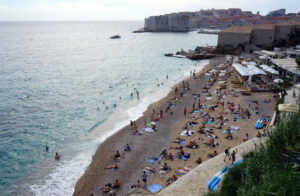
[295,84,300,89]
[151,122,156,125]
[274,79,283,84]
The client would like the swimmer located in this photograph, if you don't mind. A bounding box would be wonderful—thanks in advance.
[119,97,122,99]
[103,101,105,104]
[131,92,133,97]
[114,104,117,108]
[55,152,60,160]
[166,75,168,79]
[46,145,49,152]
[106,106,108,110]
[97,107,100,110]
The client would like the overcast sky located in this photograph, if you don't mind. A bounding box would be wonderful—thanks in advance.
[0,0,299,21]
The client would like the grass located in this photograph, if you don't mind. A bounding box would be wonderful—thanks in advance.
[205,112,300,196]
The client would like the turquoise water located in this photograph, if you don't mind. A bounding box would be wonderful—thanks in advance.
[0,21,217,195]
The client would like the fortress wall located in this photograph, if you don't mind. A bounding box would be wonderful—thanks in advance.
[217,32,251,47]
[275,25,292,41]
[251,28,275,47]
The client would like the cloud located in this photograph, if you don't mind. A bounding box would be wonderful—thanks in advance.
[0,0,298,20]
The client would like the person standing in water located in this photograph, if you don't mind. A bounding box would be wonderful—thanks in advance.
[46,145,49,152]
[55,152,60,160]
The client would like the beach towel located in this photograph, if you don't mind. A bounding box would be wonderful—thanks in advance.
[223,130,236,134]
[205,96,212,101]
[177,167,191,174]
[176,156,189,161]
[193,110,200,113]
[146,122,152,127]
[170,104,176,108]
[147,184,162,193]
[176,153,190,160]
[187,124,196,127]
[207,121,213,125]
[146,156,159,163]
[229,126,239,131]
[143,127,154,133]
[179,141,185,145]
[180,130,194,136]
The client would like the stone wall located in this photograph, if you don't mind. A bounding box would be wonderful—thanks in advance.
[144,14,190,32]
[251,28,275,47]
[217,21,300,48]
[217,32,251,47]
[144,15,169,31]
[275,25,292,41]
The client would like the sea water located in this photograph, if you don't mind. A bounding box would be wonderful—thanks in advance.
[0,21,217,195]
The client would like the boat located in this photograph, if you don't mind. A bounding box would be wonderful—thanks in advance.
[110,35,121,39]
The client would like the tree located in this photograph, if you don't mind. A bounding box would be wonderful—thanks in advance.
[296,57,300,69]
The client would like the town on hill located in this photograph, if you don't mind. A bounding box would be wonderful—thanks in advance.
[143,8,300,32]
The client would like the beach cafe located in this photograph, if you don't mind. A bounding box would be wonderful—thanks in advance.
[271,58,300,82]
[232,62,272,91]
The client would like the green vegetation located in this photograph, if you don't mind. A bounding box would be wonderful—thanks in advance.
[296,57,300,69]
[205,113,300,196]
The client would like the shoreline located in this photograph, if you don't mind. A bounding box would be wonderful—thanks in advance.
[73,57,222,196]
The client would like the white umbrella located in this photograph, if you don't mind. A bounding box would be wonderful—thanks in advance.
[151,122,156,125]
[274,79,283,84]
[295,84,300,89]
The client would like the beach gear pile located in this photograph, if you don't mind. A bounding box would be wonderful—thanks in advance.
[255,117,270,129]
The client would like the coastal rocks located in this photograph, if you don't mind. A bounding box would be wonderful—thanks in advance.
[185,53,216,60]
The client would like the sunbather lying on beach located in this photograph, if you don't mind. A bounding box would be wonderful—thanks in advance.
[186,141,198,149]
[104,165,118,170]
[173,138,185,144]
[142,166,156,174]
[167,175,178,186]
[132,128,142,136]
[131,180,141,189]
[207,150,218,158]
[169,145,183,150]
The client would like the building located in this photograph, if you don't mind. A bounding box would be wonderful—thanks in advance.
[267,9,286,17]
[271,58,300,82]
[217,21,300,48]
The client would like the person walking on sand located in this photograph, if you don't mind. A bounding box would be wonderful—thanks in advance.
[231,149,237,164]
[224,147,231,162]
[184,107,187,116]
[142,171,147,185]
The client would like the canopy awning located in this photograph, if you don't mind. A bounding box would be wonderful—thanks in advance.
[278,104,299,113]
[260,64,279,75]
[246,64,267,75]
[232,63,251,76]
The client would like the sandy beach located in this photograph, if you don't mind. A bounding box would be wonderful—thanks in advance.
[73,56,275,196]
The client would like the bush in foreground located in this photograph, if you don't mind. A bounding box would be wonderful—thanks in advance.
[206,113,300,196]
